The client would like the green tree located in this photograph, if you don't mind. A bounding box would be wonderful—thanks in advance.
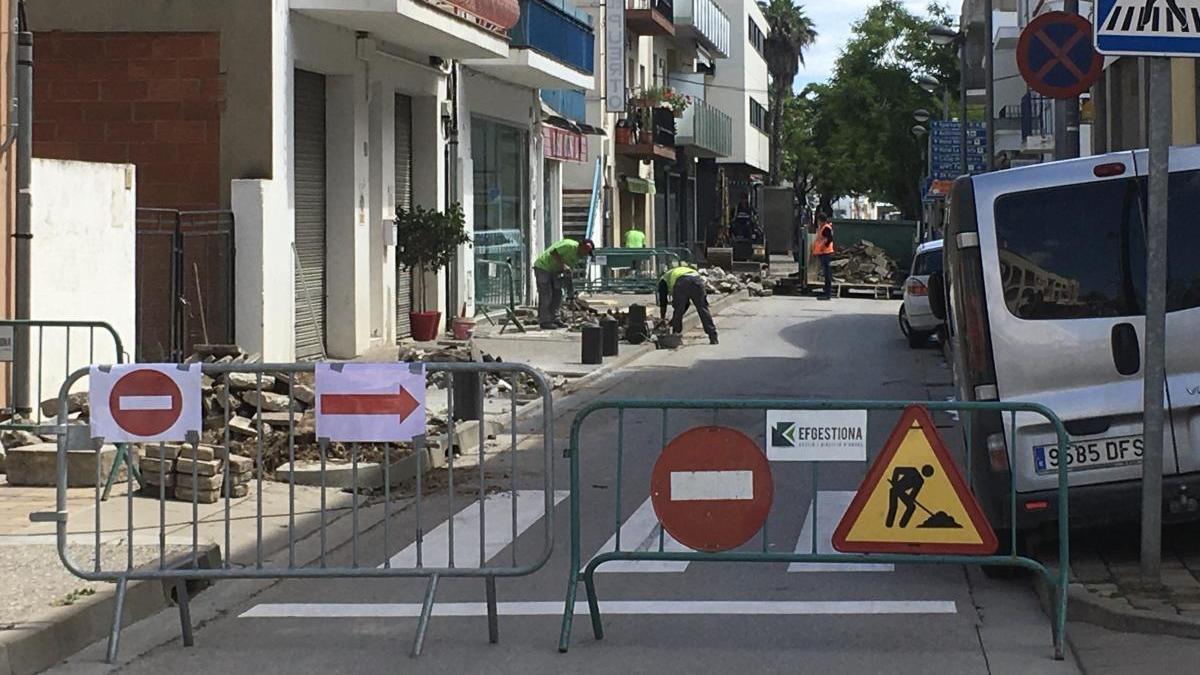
[761,0,817,186]
[804,1,959,218]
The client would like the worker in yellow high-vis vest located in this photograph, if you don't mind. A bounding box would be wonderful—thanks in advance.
[657,264,718,345]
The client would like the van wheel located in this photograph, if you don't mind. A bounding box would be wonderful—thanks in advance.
[898,305,911,336]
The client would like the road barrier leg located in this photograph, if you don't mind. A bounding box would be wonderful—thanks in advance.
[105,577,128,664]
[558,574,579,652]
[1053,581,1066,660]
[411,574,440,657]
[485,576,499,644]
[175,579,194,647]
[584,567,603,640]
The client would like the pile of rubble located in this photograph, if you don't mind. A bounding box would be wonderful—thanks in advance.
[828,240,900,286]
[139,443,254,503]
[698,267,775,297]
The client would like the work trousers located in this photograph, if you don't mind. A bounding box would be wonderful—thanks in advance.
[818,254,833,297]
[670,275,717,338]
[535,268,564,325]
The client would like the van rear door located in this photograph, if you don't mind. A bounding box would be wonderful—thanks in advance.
[1133,145,1200,476]
[973,151,1180,493]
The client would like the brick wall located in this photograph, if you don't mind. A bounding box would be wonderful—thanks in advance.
[32,32,221,210]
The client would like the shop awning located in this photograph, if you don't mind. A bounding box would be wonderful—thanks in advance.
[623,176,656,194]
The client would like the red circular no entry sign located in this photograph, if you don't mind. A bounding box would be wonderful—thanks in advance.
[650,426,774,553]
[108,369,183,437]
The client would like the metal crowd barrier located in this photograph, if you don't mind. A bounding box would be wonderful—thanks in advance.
[37,361,555,662]
[0,319,136,499]
[474,258,527,334]
[573,248,684,294]
[557,398,1071,660]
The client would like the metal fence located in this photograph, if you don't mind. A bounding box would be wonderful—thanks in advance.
[37,361,555,662]
[136,209,236,363]
[0,319,136,500]
[572,248,684,294]
[474,258,526,334]
[557,398,1071,660]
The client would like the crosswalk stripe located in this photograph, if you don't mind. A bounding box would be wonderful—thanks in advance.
[380,490,568,569]
[241,600,957,618]
[593,497,692,573]
[788,491,894,572]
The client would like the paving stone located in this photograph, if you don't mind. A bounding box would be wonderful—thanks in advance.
[226,372,276,391]
[176,471,223,491]
[174,485,220,504]
[174,457,221,477]
[139,456,174,476]
[177,444,229,461]
[227,454,253,474]
[241,390,293,413]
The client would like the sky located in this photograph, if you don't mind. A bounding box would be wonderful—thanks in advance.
[793,0,938,90]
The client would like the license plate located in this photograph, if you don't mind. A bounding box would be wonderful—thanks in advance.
[1033,435,1144,474]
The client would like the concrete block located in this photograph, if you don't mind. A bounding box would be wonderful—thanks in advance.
[6,443,121,487]
[174,485,220,504]
[452,418,503,453]
[174,457,221,477]
[227,454,253,474]
[139,455,175,476]
[274,447,431,489]
[177,444,229,461]
[226,372,275,391]
[176,471,224,490]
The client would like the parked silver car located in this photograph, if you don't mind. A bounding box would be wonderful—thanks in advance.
[899,239,944,348]
[930,146,1200,548]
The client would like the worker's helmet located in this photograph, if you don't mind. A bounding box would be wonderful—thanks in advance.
[581,239,596,256]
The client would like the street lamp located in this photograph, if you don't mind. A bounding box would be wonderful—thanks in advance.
[925,23,971,175]
[913,109,931,124]
[911,124,927,138]
[916,73,940,95]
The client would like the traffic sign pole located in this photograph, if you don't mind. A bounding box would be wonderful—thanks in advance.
[1141,55,1171,586]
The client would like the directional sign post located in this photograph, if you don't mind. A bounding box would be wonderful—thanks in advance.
[315,363,426,443]
[90,364,202,443]
[1094,0,1195,584]
[650,426,773,553]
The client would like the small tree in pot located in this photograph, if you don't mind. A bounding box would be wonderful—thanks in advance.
[395,203,471,341]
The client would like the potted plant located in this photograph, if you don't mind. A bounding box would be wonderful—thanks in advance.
[395,203,471,341]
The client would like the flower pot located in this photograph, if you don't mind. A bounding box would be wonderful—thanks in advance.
[410,311,442,342]
[638,130,653,144]
[451,317,476,341]
[615,126,634,146]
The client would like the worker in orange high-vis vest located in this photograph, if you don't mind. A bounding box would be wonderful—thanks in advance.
[812,212,835,300]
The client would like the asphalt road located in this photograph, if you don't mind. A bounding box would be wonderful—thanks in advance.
[51,296,1081,674]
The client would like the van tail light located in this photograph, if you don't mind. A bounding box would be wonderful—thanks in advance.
[1024,500,1049,512]
[907,278,928,296]
[987,432,1009,472]
[1093,162,1127,177]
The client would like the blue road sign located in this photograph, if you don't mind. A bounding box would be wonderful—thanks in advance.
[1095,0,1200,56]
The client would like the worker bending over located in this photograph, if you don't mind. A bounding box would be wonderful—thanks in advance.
[657,264,718,345]
[533,238,594,329]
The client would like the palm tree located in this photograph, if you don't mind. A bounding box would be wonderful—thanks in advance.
[762,0,817,185]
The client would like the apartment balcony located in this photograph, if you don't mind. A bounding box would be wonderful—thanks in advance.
[291,0,517,59]
[1019,93,1054,152]
[464,0,595,89]
[674,98,730,158]
[541,89,587,122]
[615,106,676,162]
[673,0,729,57]
[627,0,675,37]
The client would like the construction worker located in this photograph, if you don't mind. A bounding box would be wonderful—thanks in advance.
[623,228,646,248]
[812,212,835,300]
[533,238,594,329]
[657,264,718,345]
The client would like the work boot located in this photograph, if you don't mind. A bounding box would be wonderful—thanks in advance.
[709,334,719,345]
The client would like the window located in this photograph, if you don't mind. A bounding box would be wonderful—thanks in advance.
[913,249,943,276]
[472,116,529,234]
[992,169,1200,321]
[748,18,766,58]
[749,97,768,132]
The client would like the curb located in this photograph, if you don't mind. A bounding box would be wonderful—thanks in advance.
[503,290,750,428]
[0,545,221,675]
[1033,571,1200,641]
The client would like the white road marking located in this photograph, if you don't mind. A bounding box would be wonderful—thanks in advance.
[380,490,567,569]
[789,491,894,572]
[594,497,691,573]
[241,600,956,618]
[118,395,173,410]
[670,470,754,501]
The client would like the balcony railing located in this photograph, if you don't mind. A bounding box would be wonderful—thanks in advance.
[627,0,675,35]
[1019,93,1052,139]
[510,0,595,74]
[673,0,729,57]
[541,89,587,122]
[675,98,731,157]
[616,106,676,161]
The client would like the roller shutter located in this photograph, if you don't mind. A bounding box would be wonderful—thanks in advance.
[395,94,414,339]
[293,69,327,360]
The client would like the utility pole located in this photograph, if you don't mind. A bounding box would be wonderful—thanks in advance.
[983,0,995,170]
[1054,0,1082,159]
[959,36,967,177]
[13,3,31,415]
[1141,55,1171,586]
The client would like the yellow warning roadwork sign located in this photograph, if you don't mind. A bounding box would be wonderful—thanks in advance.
[832,405,998,555]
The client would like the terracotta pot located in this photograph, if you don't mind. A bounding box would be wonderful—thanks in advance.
[615,126,634,145]
[410,311,442,342]
[639,130,653,144]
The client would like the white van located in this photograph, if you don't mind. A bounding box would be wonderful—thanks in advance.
[930,146,1200,540]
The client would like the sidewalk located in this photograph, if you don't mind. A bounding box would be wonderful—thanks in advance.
[0,290,753,675]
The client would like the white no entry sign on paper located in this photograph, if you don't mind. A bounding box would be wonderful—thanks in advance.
[90,364,202,442]
[766,410,867,462]
[315,363,426,443]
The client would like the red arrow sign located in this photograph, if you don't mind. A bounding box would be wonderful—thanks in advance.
[319,386,419,422]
